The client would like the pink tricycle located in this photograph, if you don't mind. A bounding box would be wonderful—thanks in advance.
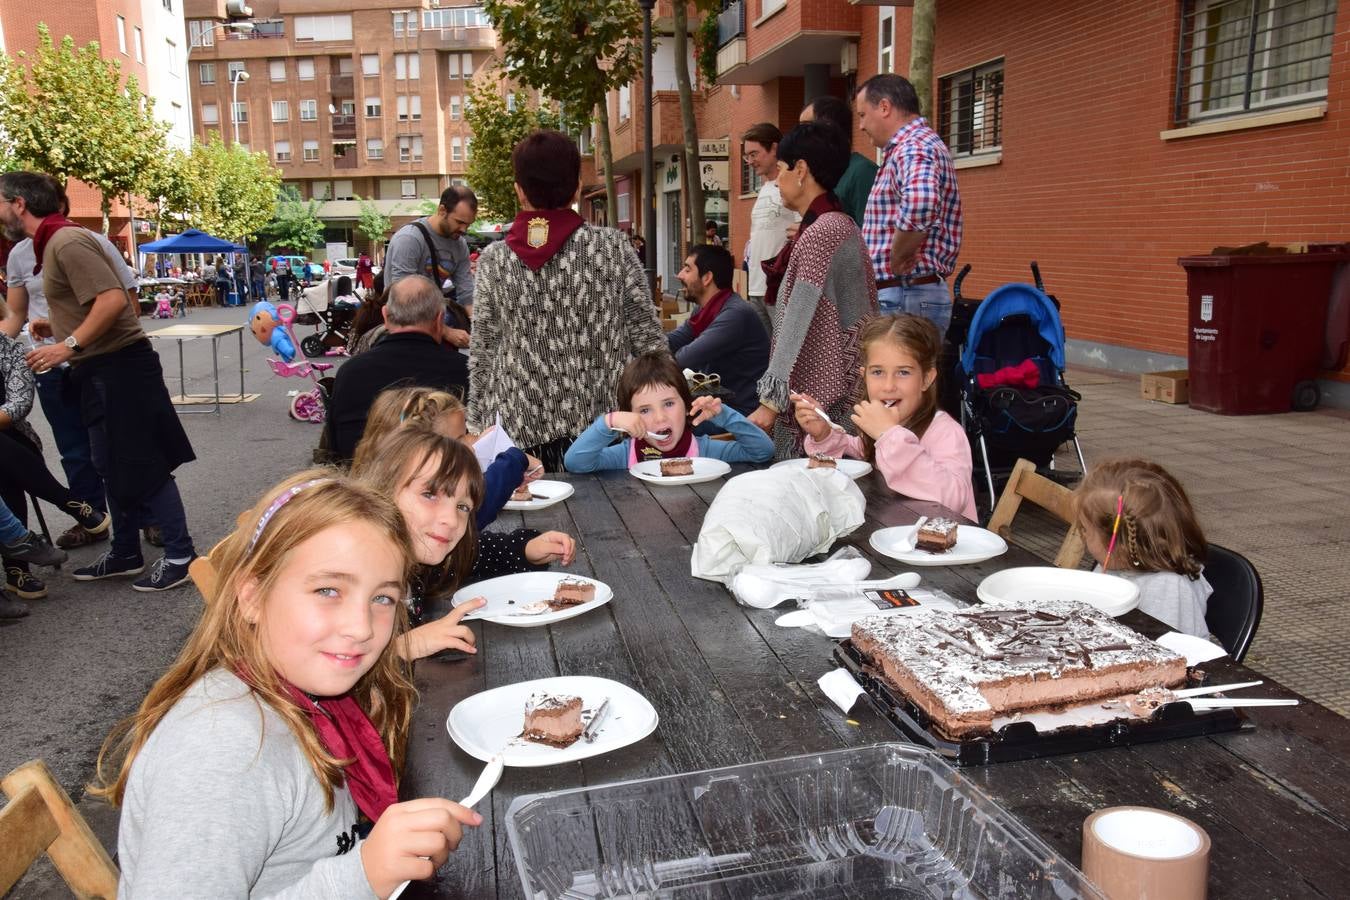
[267,358,334,423]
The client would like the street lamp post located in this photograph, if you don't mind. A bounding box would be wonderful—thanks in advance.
[230,69,250,146]
[638,0,656,296]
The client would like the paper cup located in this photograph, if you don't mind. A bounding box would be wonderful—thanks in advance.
[1082,806,1210,899]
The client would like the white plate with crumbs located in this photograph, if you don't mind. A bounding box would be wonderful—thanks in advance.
[869,524,1008,566]
[977,567,1140,617]
[503,479,575,511]
[451,572,612,627]
[446,675,658,767]
[771,457,873,479]
[629,457,731,485]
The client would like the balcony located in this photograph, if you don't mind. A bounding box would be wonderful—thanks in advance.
[609,91,693,174]
[419,25,497,52]
[716,1,861,85]
[332,143,358,170]
[331,114,356,141]
[717,2,745,46]
[328,74,354,96]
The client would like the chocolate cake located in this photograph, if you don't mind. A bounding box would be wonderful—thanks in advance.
[510,485,534,502]
[807,453,837,470]
[660,457,694,477]
[851,599,1187,739]
[915,517,959,553]
[548,578,596,611]
[522,692,584,747]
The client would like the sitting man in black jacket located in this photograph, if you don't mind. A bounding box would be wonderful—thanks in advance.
[667,244,770,415]
[328,274,468,461]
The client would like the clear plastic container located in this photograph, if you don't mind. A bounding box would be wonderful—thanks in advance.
[506,743,1101,899]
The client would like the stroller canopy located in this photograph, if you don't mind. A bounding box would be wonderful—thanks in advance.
[139,229,247,254]
[960,283,1066,376]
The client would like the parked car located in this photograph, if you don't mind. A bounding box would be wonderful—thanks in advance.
[333,257,382,277]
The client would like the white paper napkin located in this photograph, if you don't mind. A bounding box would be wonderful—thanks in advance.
[1155,631,1228,666]
[473,414,517,472]
[817,668,865,713]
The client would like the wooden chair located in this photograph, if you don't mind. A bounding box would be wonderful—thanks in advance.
[0,759,119,898]
[188,510,251,601]
[986,457,1087,569]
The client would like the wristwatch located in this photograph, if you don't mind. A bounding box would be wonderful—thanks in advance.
[64,335,82,353]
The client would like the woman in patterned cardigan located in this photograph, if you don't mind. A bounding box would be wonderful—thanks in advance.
[748,123,878,458]
[468,131,666,470]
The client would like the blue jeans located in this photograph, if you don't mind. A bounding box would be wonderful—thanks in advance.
[0,498,25,544]
[35,367,106,512]
[877,280,953,336]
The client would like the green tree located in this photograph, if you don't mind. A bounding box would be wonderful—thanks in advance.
[482,0,643,225]
[0,24,167,234]
[671,3,725,248]
[263,185,324,254]
[146,132,279,241]
[464,73,560,220]
[355,196,393,259]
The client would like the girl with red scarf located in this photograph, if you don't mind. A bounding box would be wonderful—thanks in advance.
[95,473,480,898]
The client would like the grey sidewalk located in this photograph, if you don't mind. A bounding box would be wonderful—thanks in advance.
[1007,368,1350,718]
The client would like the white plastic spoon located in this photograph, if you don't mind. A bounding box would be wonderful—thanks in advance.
[1171,680,1263,698]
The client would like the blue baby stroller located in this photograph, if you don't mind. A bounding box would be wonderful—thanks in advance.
[956,263,1086,514]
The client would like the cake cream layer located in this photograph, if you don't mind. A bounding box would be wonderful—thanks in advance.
[523,692,584,747]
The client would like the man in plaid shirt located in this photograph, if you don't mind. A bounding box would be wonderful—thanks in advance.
[855,74,962,333]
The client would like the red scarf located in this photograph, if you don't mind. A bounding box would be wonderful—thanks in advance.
[632,425,695,460]
[280,681,398,822]
[505,208,584,271]
[760,192,844,307]
[687,287,733,337]
[31,213,82,275]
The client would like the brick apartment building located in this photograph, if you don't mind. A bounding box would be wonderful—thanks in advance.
[0,0,193,254]
[608,1,1349,399]
[183,0,498,255]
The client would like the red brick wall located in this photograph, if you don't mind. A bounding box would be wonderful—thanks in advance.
[873,0,1350,378]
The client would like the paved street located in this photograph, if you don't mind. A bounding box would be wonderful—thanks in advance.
[2,305,1347,897]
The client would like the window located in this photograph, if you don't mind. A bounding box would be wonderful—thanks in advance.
[423,6,489,29]
[362,54,380,76]
[401,179,416,199]
[300,99,318,121]
[232,102,248,124]
[272,100,289,122]
[199,63,216,85]
[303,140,320,161]
[506,92,516,112]
[166,39,178,72]
[449,95,462,120]
[297,58,315,81]
[115,16,128,54]
[340,99,356,116]
[739,152,763,195]
[617,192,631,223]
[335,179,355,200]
[275,140,292,162]
[392,11,419,37]
[397,95,422,121]
[465,137,472,159]
[338,57,354,76]
[398,135,423,162]
[313,181,333,200]
[228,61,246,79]
[295,14,353,42]
[395,53,420,80]
[201,102,218,124]
[270,59,286,81]
[618,85,630,122]
[938,60,1004,157]
[169,102,182,130]
[448,54,460,79]
[188,20,215,48]
[367,137,384,159]
[1176,0,1336,124]
[451,136,463,161]
[461,53,473,78]
[878,8,894,74]
[365,96,382,117]
[134,28,144,63]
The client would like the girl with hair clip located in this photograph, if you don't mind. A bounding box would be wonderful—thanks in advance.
[1074,458,1214,638]
[96,471,481,899]
[352,386,543,529]
[351,427,575,661]
[793,314,975,520]
[562,351,774,472]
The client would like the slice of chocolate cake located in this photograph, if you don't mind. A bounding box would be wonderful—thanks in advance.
[522,692,584,747]
[807,453,837,469]
[660,457,694,477]
[510,485,534,502]
[916,517,959,553]
[548,578,596,611]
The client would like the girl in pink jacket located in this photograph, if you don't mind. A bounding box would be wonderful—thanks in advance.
[792,314,976,520]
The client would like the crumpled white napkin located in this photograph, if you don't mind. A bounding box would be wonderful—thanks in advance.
[473,414,517,472]
[1155,631,1228,666]
[729,548,874,608]
[817,668,865,714]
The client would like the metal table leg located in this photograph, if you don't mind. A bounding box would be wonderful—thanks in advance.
[237,329,245,399]
[211,337,221,414]
[177,339,186,401]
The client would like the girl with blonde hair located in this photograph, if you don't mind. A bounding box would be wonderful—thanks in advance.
[95,471,480,897]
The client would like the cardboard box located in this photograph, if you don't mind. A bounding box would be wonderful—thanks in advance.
[1141,370,1190,404]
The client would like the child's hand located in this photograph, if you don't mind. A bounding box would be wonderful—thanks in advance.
[851,399,904,440]
[522,453,544,483]
[607,411,646,438]
[402,598,484,661]
[525,531,576,566]
[689,395,723,426]
[791,392,831,441]
[360,797,482,898]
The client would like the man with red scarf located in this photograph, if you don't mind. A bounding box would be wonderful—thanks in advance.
[667,244,768,415]
[0,172,198,591]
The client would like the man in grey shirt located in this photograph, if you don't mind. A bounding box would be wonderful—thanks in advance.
[384,186,476,309]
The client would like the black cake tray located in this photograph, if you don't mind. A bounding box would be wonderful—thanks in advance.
[834,639,1252,766]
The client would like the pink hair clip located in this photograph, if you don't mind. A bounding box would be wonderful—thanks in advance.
[247,479,330,554]
[1101,494,1124,571]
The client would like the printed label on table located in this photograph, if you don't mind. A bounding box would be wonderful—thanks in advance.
[863,589,920,610]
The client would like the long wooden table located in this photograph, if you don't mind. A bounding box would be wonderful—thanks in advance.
[403,470,1350,899]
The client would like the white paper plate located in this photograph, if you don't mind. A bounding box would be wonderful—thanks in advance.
[502,479,575,511]
[446,675,658,767]
[450,572,612,627]
[869,524,1008,566]
[771,457,873,480]
[628,457,731,485]
[976,567,1141,617]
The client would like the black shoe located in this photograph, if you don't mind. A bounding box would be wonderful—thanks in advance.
[4,566,47,600]
[132,555,196,592]
[72,551,145,581]
[0,595,28,619]
[0,531,68,567]
[56,524,110,549]
[62,500,110,535]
